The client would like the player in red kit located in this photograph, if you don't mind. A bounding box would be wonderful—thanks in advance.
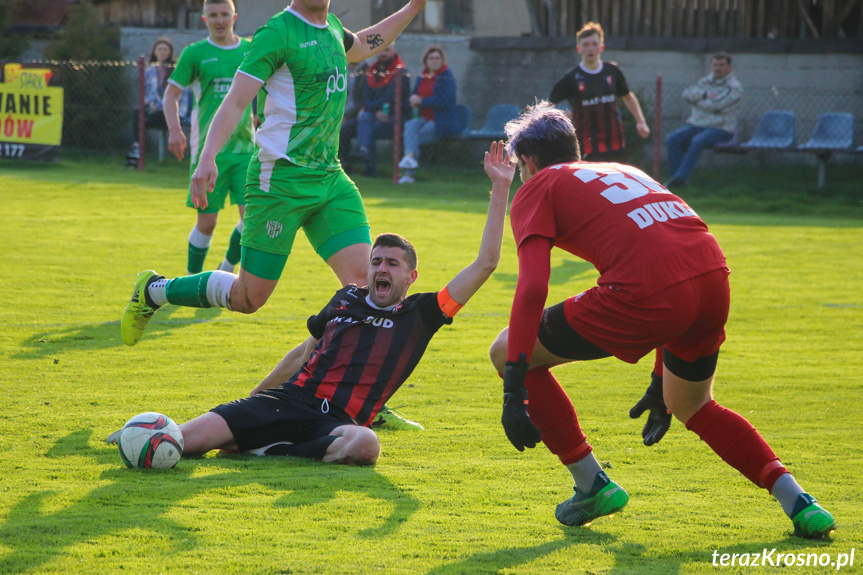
[488,101,835,539]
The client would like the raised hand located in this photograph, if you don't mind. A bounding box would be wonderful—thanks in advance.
[484,140,515,188]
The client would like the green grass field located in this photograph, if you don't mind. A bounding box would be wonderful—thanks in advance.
[1,156,861,574]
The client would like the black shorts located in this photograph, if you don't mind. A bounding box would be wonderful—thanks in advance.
[537,301,612,361]
[211,384,356,451]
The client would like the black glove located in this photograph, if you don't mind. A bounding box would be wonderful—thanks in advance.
[501,360,541,452]
[629,371,671,446]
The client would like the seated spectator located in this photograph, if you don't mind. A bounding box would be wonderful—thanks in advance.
[131,37,175,139]
[397,46,459,184]
[344,61,367,122]
[665,52,743,188]
[338,60,369,168]
[349,44,411,176]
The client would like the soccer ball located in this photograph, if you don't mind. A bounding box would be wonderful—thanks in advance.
[118,412,184,469]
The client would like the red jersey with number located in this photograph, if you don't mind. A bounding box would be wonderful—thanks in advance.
[510,162,727,299]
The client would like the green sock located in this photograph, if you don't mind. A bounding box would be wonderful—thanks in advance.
[226,225,242,266]
[188,244,209,275]
[166,271,213,308]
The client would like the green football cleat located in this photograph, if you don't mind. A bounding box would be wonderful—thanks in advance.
[791,494,836,539]
[121,270,162,346]
[371,405,424,431]
[555,472,629,526]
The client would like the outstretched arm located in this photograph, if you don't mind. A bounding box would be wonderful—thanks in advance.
[443,141,513,306]
[250,336,318,396]
[346,0,427,63]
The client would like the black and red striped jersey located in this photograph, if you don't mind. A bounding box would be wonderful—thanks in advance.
[286,285,453,427]
[549,62,631,156]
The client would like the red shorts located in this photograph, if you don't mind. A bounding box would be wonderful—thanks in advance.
[563,268,731,364]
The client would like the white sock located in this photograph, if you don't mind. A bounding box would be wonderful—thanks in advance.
[771,472,805,517]
[188,226,212,249]
[565,453,603,494]
[147,278,170,307]
[205,270,236,310]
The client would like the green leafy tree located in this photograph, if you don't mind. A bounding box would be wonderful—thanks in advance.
[43,1,131,152]
[0,0,29,60]
[44,1,122,61]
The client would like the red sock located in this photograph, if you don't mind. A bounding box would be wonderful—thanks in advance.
[524,369,592,465]
[653,348,663,377]
[685,400,787,491]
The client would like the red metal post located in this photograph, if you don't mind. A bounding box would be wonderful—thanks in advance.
[653,74,662,181]
[138,55,146,171]
[392,67,403,185]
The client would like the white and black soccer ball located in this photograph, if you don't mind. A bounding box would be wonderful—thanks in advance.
[118,412,184,469]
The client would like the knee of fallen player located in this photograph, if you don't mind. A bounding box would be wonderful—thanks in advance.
[179,414,236,455]
[325,427,381,466]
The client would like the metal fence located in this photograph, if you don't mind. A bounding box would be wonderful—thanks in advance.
[3,60,860,181]
[1,59,136,156]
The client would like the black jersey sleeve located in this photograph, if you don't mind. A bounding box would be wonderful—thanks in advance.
[307,303,331,340]
[549,70,577,104]
[343,28,354,52]
[307,285,363,339]
[415,292,455,332]
[612,65,631,97]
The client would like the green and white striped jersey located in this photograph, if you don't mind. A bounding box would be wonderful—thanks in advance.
[238,9,349,170]
[169,37,255,163]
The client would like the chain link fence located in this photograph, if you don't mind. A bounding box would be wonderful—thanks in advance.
[1,60,136,154]
[3,60,860,179]
[657,81,862,156]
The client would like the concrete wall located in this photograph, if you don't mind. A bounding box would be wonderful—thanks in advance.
[110,27,862,167]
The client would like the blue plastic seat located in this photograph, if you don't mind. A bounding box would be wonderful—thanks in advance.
[798,113,854,150]
[464,104,521,139]
[739,110,795,149]
[455,104,473,135]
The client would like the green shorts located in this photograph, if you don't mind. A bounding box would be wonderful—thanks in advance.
[241,157,371,279]
[187,153,252,214]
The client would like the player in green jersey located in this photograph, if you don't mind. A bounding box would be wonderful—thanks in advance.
[123,0,430,430]
[162,0,255,275]
[123,0,427,340]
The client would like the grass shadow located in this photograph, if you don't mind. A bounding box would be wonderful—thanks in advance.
[427,527,836,574]
[494,258,596,289]
[12,305,223,360]
[0,429,420,573]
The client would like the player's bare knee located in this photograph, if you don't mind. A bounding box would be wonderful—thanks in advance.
[329,429,380,465]
[667,395,711,425]
[180,413,234,455]
[489,328,509,372]
[230,286,267,314]
[352,428,381,463]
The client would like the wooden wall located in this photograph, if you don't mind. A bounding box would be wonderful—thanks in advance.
[528,0,863,39]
